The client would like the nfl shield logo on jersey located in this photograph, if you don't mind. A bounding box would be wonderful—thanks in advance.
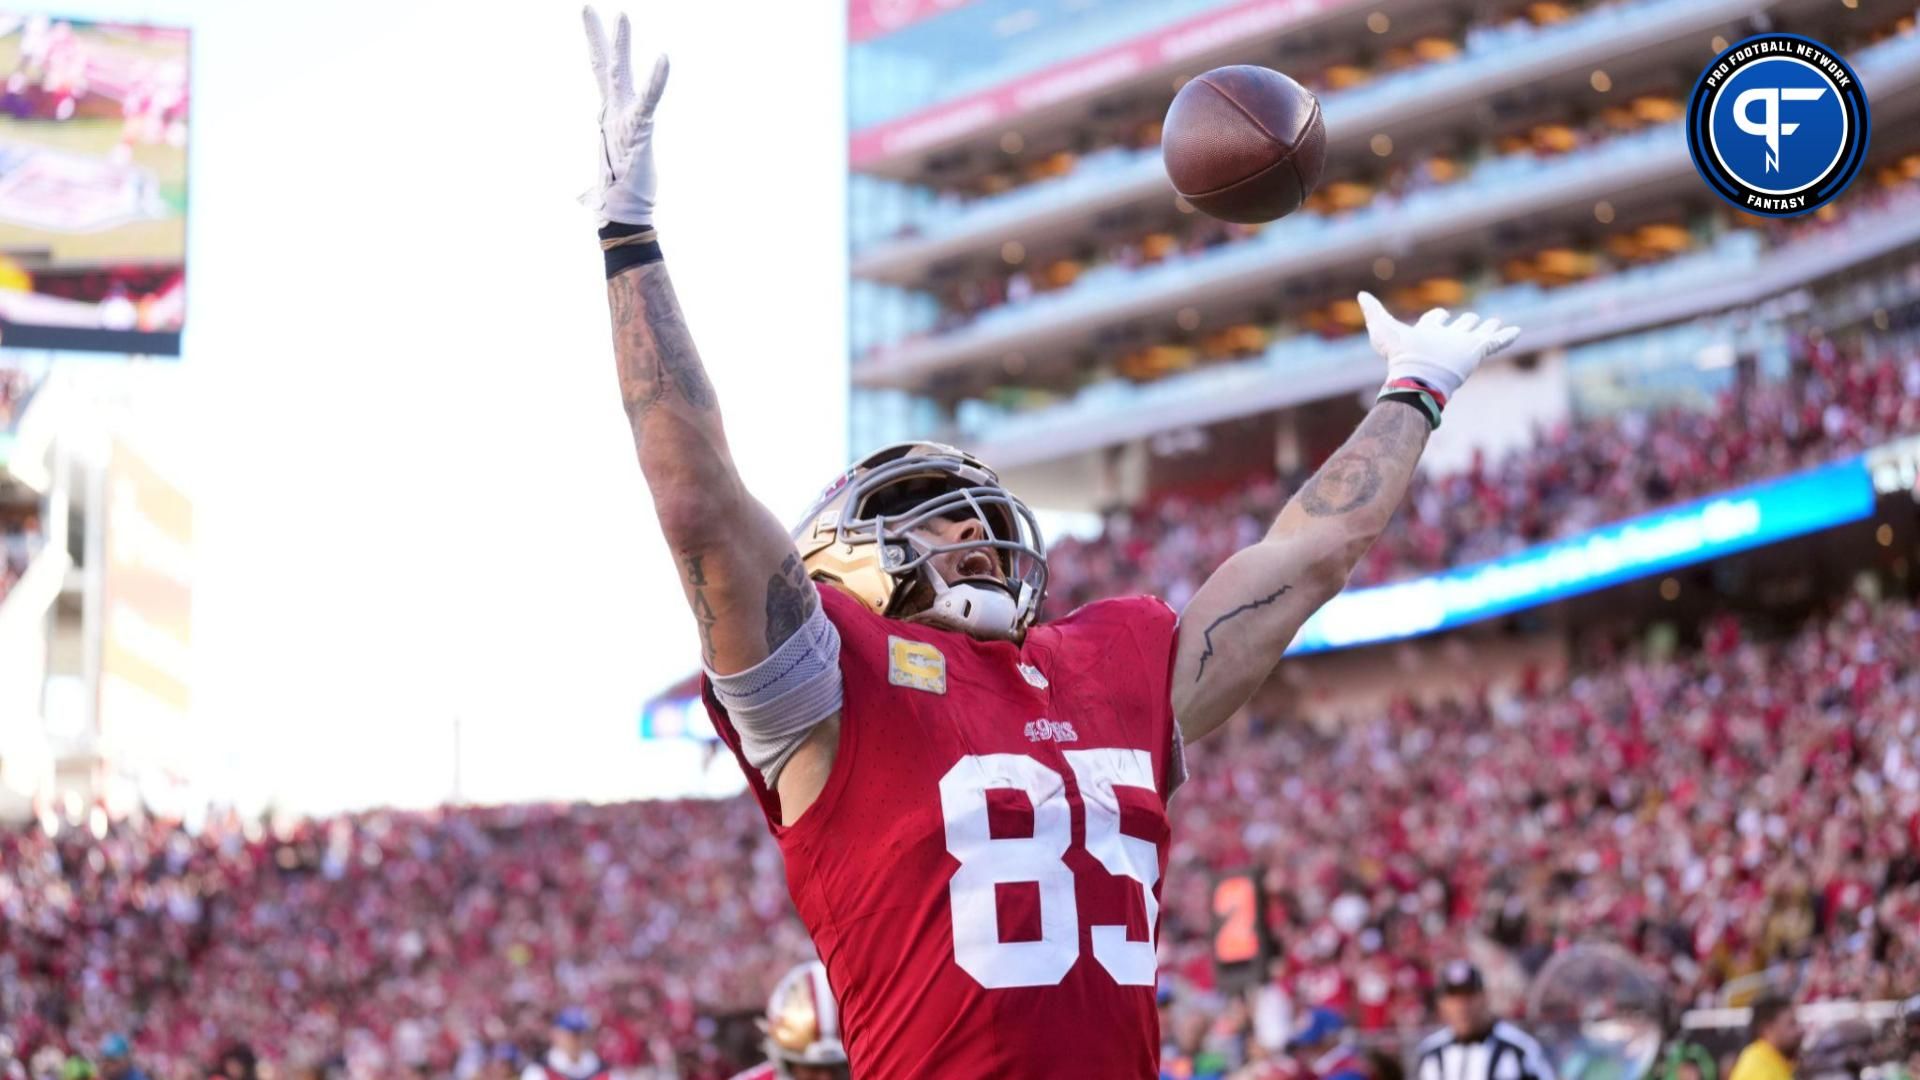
[1018,663,1049,689]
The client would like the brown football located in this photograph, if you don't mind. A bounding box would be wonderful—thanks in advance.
[1161,65,1327,224]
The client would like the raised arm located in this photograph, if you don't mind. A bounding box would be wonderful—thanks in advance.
[1169,293,1521,742]
[607,262,817,674]
[586,9,836,819]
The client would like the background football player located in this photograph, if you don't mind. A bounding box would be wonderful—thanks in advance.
[581,8,1520,1077]
[729,961,850,1080]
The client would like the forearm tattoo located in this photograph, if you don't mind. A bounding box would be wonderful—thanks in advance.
[609,262,716,423]
[1298,402,1427,518]
[1193,583,1294,683]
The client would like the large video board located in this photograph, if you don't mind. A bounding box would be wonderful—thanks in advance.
[0,14,188,354]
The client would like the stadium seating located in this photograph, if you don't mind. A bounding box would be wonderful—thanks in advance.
[1043,333,1920,612]
[849,0,1732,250]
[6,2,1918,1079]
[1160,591,1920,1044]
[0,797,811,1080]
[6,590,1915,1078]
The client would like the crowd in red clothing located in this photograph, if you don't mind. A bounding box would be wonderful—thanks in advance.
[1,798,808,1080]
[1164,594,1920,1030]
[1044,334,1920,614]
[6,587,1916,1079]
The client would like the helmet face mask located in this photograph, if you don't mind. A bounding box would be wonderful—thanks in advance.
[793,443,1048,640]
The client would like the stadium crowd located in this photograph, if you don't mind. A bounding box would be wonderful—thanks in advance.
[4,577,1916,1079]
[1044,331,1920,611]
[1167,591,1920,1014]
[1153,591,1920,1075]
[0,798,811,1080]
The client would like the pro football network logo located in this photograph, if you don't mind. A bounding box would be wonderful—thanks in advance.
[1686,34,1869,217]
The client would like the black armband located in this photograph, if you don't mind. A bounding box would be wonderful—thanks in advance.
[599,222,662,278]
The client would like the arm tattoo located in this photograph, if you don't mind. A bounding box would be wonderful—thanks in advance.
[609,273,666,421]
[1192,583,1293,683]
[1298,456,1382,517]
[608,263,716,421]
[683,552,719,665]
[639,266,715,410]
[1297,403,1426,518]
[764,552,817,651]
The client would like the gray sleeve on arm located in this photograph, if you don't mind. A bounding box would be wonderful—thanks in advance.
[705,602,844,788]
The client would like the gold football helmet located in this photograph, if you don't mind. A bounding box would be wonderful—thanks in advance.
[792,442,1047,640]
[761,960,847,1077]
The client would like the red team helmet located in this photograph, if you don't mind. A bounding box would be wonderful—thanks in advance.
[761,961,848,1078]
[791,442,1048,640]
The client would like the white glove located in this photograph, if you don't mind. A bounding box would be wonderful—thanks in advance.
[1355,291,1521,428]
[582,7,668,227]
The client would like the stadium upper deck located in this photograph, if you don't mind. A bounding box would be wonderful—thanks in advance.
[846,0,1920,498]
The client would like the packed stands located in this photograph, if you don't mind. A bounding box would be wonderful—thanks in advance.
[0,798,810,1080]
[1154,591,1920,1070]
[6,588,1916,1078]
[1043,333,1920,612]
[7,1,1920,1078]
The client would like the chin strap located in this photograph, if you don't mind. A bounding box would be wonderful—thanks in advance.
[908,570,1024,641]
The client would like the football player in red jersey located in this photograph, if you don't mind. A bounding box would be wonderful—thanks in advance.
[729,961,850,1080]
[580,9,1522,1077]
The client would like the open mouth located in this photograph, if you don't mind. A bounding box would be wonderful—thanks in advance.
[954,550,1003,583]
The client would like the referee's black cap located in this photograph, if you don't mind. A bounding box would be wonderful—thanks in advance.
[1438,959,1485,995]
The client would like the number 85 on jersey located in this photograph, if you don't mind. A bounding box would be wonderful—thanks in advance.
[939,748,1163,990]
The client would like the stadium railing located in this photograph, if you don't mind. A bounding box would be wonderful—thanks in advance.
[851,0,1776,258]
[848,0,1240,132]
[857,124,1689,380]
[863,186,1920,462]
[852,26,1920,368]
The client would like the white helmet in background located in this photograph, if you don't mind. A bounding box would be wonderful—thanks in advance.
[761,960,848,1078]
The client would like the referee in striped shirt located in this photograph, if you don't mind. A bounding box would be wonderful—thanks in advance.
[1416,962,1559,1080]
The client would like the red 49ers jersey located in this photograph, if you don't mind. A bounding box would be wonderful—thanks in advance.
[704,585,1183,1080]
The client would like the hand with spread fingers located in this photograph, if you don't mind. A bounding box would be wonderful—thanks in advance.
[582,6,668,227]
[1356,290,1523,429]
